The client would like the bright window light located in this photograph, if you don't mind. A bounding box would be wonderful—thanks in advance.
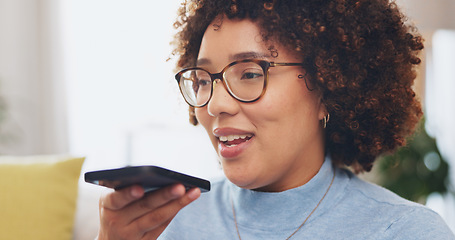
[60,0,221,180]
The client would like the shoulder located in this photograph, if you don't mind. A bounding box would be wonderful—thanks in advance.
[383,206,455,239]
[345,170,415,206]
[338,169,455,239]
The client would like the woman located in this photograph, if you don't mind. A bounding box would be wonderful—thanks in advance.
[98,0,455,239]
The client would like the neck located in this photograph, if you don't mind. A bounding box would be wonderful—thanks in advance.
[253,156,325,192]
[253,141,326,192]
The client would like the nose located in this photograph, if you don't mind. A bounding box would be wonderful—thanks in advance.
[207,78,239,117]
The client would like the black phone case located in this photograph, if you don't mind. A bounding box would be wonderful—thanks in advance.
[84,166,211,192]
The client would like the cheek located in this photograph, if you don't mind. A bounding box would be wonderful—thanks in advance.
[195,108,217,142]
[252,85,305,119]
[195,108,211,131]
[250,82,320,130]
[195,108,204,123]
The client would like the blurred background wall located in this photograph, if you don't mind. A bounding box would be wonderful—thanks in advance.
[0,0,67,154]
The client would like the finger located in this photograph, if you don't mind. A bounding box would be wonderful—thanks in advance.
[100,185,145,210]
[123,184,187,221]
[133,187,201,235]
[140,219,172,240]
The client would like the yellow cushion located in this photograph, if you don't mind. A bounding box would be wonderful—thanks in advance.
[0,155,85,240]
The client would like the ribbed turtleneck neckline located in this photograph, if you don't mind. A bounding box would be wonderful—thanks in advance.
[228,158,344,232]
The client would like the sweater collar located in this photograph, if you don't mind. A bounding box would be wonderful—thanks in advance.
[228,157,345,231]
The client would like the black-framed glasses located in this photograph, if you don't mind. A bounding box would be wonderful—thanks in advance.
[175,59,303,107]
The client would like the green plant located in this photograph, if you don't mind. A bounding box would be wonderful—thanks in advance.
[375,118,449,203]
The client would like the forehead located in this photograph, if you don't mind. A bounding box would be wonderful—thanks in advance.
[197,17,268,65]
[197,16,300,68]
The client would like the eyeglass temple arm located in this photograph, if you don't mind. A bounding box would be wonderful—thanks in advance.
[270,62,303,67]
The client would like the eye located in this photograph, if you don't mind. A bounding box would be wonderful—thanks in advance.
[241,72,262,79]
[193,71,211,90]
[198,79,211,87]
[240,69,263,80]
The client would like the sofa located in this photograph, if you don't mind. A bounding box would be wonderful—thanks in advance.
[0,155,102,240]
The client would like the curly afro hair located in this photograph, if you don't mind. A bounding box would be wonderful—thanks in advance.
[172,0,424,172]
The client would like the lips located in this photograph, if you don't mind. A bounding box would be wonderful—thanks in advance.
[213,128,254,158]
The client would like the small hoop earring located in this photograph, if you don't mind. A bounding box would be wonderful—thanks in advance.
[323,113,330,129]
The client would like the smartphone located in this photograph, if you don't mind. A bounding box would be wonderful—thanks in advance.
[84,166,211,193]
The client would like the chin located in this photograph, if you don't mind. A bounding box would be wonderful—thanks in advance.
[223,168,259,190]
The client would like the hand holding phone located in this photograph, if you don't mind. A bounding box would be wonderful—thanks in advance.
[91,166,207,240]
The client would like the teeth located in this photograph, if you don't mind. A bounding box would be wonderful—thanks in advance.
[219,134,252,142]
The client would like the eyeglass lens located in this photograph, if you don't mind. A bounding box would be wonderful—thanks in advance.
[179,61,265,107]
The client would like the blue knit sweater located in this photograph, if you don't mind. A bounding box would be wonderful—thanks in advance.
[159,159,455,239]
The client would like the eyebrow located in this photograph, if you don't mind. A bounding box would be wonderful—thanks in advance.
[196,51,270,66]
